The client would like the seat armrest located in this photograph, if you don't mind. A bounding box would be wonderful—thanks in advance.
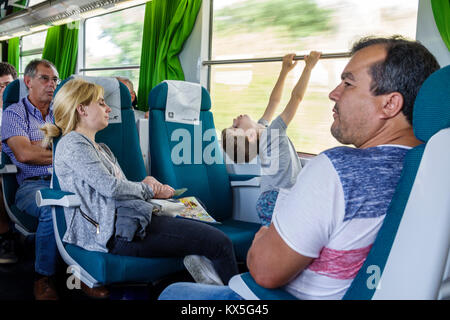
[36,188,81,208]
[0,164,18,174]
[228,272,298,300]
[229,174,260,187]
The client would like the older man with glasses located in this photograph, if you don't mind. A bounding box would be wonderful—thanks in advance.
[1,59,60,300]
[1,59,110,300]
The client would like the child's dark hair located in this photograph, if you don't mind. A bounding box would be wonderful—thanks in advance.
[221,128,259,163]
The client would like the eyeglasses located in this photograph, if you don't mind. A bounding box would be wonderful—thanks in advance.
[35,75,61,85]
[0,81,12,89]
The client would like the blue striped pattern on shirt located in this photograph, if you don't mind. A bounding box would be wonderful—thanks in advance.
[1,97,53,185]
[323,145,409,221]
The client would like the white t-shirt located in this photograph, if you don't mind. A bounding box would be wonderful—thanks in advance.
[273,145,410,299]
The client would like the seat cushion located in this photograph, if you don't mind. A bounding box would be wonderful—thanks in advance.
[214,219,261,261]
[65,244,184,284]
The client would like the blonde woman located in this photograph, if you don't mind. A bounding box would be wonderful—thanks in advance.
[42,79,239,286]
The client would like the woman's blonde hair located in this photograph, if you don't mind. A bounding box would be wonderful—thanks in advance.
[41,78,104,147]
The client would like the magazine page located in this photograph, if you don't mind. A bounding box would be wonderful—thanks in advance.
[150,199,184,217]
[150,197,219,224]
[176,197,219,224]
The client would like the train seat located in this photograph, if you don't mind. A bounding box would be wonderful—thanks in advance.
[229,65,450,300]
[1,79,36,236]
[148,80,260,262]
[36,76,184,288]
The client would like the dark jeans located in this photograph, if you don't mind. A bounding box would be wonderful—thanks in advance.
[108,215,239,284]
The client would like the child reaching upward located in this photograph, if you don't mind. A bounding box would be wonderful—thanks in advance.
[221,51,321,226]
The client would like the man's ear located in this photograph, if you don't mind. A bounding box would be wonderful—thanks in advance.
[381,92,404,119]
[24,75,32,90]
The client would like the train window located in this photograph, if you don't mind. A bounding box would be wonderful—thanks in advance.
[83,4,146,92]
[28,0,46,6]
[208,0,419,154]
[20,30,47,74]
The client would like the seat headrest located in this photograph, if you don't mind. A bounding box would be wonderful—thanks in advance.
[413,65,450,142]
[149,81,211,112]
[2,78,29,110]
[56,75,128,124]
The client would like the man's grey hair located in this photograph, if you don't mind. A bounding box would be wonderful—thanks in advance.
[24,59,58,78]
[116,76,134,91]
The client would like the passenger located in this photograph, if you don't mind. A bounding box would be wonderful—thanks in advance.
[158,35,440,300]
[1,59,109,300]
[0,62,18,264]
[116,76,149,119]
[41,78,239,290]
[1,59,60,301]
[221,51,321,226]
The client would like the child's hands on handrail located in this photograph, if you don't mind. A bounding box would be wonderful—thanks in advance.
[281,53,298,74]
[304,51,322,69]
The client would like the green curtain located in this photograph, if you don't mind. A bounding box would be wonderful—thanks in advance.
[137,0,202,111]
[5,0,27,69]
[7,37,20,71]
[41,22,79,79]
[431,0,450,51]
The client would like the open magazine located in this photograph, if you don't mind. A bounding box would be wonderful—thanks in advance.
[150,196,220,224]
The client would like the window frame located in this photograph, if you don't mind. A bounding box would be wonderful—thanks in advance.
[204,0,418,155]
[19,31,46,75]
[203,1,352,155]
[78,3,146,77]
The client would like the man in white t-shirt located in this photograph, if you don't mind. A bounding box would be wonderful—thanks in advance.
[158,36,440,300]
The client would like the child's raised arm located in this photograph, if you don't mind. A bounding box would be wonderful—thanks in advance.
[260,53,298,123]
[280,51,321,126]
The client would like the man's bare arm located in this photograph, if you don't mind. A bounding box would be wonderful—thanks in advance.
[247,224,313,288]
[6,136,52,165]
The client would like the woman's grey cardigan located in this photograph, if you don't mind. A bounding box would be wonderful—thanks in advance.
[54,131,154,253]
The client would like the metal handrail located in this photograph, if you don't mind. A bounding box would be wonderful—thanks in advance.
[77,52,351,72]
[202,52,351,66]
[78,65,140,72]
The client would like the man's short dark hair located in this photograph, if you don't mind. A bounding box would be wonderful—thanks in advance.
[351,35,440,124]
[0,62,18,80]
[24,59,58,78]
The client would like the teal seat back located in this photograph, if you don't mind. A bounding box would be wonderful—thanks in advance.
[148,82,233,221]
[55,77,147,182]
[53,76,147,238]
[1,79,38,233]
[51,77,184,285]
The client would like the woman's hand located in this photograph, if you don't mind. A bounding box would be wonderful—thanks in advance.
[142,176,163,196]
[142,176,175,199]
[155,184,175,199]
